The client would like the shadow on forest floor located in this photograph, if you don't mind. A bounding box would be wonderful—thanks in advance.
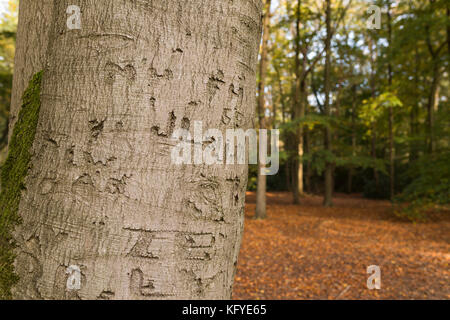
[233,192,450,300]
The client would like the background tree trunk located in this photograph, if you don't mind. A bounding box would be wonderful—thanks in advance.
[387,1,395,201]
[348,85,357,194]
[368,36,379,187]
[427,60,440,154]
[291,0,307,204]
[323,0,333,207]
[304,126,312,193]
[424,0,444,155]
[12,0,262,300]
[410,46,420,162]
[255,0,272,220]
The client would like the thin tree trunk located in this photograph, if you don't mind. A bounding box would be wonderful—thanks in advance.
[371,127,379,186]
[368,36,379,187]
[275,67,286,125]
[285,132,294,193]
[292,0,308,204]
[302,87,310,195]
[11,0,262,300]
[291,0,301,204]
[323,0,333,207]
[388,108,394,199]
[296,80,306,200]
[387,2,395,201]
[410,46,420,161]
[304,126,312,194]
[275,68,292,193]
[427,60,440,154]
[256,0,272,220]
[348,85,357,194]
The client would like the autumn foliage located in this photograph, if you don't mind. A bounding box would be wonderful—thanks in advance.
[233,192,450,299]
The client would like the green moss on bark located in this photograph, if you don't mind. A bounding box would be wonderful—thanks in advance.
[0,71,43,299]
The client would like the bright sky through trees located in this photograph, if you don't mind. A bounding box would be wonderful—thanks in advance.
[0,0,8,17]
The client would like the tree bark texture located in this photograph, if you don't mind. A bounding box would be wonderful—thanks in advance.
[255,0,271,220]
[8,0,53,144]
[12,0,262,300]
[323,0,333,207]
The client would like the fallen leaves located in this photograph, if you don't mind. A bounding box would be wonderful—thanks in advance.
[232,192,450,300]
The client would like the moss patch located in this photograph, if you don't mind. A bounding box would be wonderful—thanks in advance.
[0,71,43,299]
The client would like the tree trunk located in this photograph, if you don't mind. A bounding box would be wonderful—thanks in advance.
[410,46,420,162]
[7,0,53,144]
[371,128,379,186]
[295,80,306,201]
[369,36,379,187]
[11,0,262,300]
[304,126,312,193]
[424,0,444,154]
[348,85,357,194]
[275,67,285,125]
[387,2,395,201]
[427,60,440,154]
[323,0,333,207]
[291,0,307,204]
[255,0,271,220]
[388,106,394,200]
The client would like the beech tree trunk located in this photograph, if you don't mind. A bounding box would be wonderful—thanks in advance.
[304,126,312,193]
[7,0,53,144]
[387,2,395,201]
[368,36,379,187]
[291,0,306,204]
[255,0,271,220]
[293,79,306,203]
[323,0,333,207]
[11,0,262,300]
[347,85,357,194]
[410,46,420,162]
[427,60,440,154]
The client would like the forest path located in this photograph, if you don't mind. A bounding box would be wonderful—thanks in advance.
[233,192,450,299]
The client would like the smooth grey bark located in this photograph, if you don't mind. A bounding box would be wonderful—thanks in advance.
[323,0,333,207]
[410,46,420,162]
[255,0,271,220]
[387,1,395,201]
[368,36,379,187]
[8,0,53,144]
[347,85,357,194]
[12,0,262,300]
[291,0,303,204]
[291,0,322,203]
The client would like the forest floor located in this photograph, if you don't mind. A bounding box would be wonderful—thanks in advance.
[232,192,450,300]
